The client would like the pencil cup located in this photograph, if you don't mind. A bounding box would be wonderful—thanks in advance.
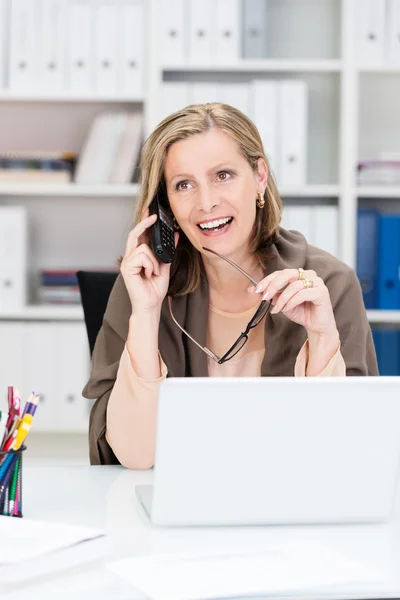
[0,446,26,518]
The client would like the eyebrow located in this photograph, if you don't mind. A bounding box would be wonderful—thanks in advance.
[169,163,236,184]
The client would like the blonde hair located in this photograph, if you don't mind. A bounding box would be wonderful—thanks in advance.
[136,103,282,296]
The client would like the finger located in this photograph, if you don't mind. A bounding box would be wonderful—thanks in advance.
[122,251,155,277]
[269,280,307,314]
[128,243,161,276]
[125,214,157,255]
[261,269,316,301]
[275,287,326,315]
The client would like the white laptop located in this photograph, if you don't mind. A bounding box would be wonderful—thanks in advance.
[135,377,400,527]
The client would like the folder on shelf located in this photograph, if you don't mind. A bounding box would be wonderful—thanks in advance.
[278,80,308,186]
[159,81,190,122]
[386,0,400,64]
[356,209,379,309]
[242,0,268,59]
[8,0,37,91]
[67,0,93,93]
[75,112,128,184]
[0,0,9,90]
[281,205,312,241]
[311,205,339,257]
[251,80,278,177]
[218,82,251,117]
[215,0,240,64]
[190,82,220,105]
[377,214,400,309]
[0,206,27,310]
[93,1,118,94]
[188,0,215,65]
[38,0,67,91]
[372,328,400,375]
[119,0,144,97]
[109,112,143,184]
[355,0,385,65]
[161,0,187,66]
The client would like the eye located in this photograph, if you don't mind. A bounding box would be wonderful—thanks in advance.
[216,170,232,182]
[175,180,191,191]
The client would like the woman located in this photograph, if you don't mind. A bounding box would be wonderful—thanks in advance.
[83,103,378,468]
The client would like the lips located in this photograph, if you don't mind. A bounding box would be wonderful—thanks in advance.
[197,217,234,236]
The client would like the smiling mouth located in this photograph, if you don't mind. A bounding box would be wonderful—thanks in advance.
[197,217,233,233]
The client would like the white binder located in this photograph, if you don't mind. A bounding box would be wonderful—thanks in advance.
[38,0,67,92]
[161,0,187,66]
[0,0,9,89]
[218,82,251,116]
[67,0,93,93]
[216,0,240,64]
[251,80,279,178]
[188,0,215,65]
[190,82,220,105]
[281,205,312,241]
[0,323,25,401]
[311,205,339,257]
[57,323,91,433]
[0,206,27,310]
[93,1,118,93]
[386,0,400,64]
[278,80,308,186]
[119,0,144,97]
[24,323,57,432]
[159,81,190,122]
[355,0,385,65]
[243,0,268,59]
[8,0,37,91]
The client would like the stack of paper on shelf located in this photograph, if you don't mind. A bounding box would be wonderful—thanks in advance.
[75,112,143,185]
[0,515,108,586]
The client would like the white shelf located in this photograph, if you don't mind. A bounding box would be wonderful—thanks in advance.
[358,66,400,74]
[0,183,140,197]
[0,92,144,103]
[357,186,400,198]
[367,310,400,324]
[279,185,340,197]
[0,305,84,321]
[163,60,343,73]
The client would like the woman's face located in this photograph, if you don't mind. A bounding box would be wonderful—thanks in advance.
[164,129,268,259]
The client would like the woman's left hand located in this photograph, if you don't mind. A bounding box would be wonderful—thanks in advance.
[251,268,338,339]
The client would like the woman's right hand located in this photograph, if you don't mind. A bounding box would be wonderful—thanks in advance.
[120,209,178,313]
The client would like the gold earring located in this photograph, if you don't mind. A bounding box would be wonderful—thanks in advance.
[256,191,265,209]
[173,217,180,230]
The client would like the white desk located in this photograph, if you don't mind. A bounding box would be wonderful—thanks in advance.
[3,461,400,600]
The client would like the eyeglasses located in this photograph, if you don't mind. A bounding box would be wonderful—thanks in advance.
[167,247,272,364]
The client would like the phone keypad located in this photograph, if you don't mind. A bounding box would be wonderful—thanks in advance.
[161,223,175,249]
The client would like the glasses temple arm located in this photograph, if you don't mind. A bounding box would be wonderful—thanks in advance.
[167,297,220,363]
[202,247,258,287]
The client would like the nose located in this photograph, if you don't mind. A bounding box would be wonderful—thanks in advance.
[196,185,219,214]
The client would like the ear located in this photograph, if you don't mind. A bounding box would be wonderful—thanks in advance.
[255,157,268,191]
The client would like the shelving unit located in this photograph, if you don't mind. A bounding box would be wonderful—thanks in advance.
[1,0,399,439]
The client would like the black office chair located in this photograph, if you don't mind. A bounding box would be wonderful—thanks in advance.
[76,270,119,356]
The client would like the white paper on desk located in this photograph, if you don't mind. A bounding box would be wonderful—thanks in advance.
[0,515,105,564]
[107,541,384,600]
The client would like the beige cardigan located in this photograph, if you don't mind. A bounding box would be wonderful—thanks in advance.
[83,228,379,465]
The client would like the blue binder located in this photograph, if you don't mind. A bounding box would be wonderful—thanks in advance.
[356,210,379,308]
[378,215,400,309]
[372,328,400,375]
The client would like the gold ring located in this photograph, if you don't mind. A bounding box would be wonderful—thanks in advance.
[297,267,304,280]
[302,278,314,289]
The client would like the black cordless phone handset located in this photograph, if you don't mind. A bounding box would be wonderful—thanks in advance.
[149,185,175,264]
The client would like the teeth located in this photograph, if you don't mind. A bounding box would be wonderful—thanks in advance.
[199,217,232,230]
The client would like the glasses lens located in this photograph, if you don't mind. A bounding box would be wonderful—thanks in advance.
[220,335,248,364]
[249,300,271,328]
